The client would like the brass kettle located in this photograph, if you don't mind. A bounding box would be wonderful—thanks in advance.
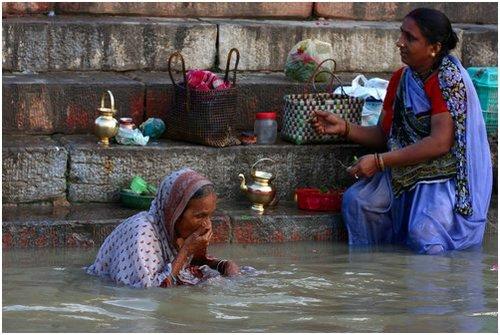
[94,90,119,146]
[238,158,278,213]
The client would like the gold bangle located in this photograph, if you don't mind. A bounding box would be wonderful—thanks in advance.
[343,120,351,138]
[374,153,381,171]
[378,153,385,171]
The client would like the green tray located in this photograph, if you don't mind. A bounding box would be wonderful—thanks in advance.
[120,189,154,210]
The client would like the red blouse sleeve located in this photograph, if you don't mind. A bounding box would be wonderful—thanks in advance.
[381,67,404,135]
[424,73,449,116]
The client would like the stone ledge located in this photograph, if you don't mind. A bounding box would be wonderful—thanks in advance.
[3,72,144,134]
[60,134,366,203]
[2,16,217,72]
[314,3,498,25]
[56,2,313,18]
[214,19,497,72]
[2,135,68,204]
[2,201,345,249]
[3,71,392,135]
[2,2,54,15]
[3,199,497,249]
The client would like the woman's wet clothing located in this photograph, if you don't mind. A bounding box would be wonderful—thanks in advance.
[86,168,220,288]
[342,55,492,254]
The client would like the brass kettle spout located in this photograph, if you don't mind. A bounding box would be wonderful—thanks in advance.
[238,173,248,192]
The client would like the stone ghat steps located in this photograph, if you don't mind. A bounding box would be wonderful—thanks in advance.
[3,2,497,24]
[2,134,369,205]
[3,16,497,73]
[3,71,392,135]
[2,201,347,249]
[2,198,497,250]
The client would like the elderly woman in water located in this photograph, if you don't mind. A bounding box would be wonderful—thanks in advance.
[86,168,239,288]
[312,8,492,254]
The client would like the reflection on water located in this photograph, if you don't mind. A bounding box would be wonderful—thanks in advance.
[3,238,498,332]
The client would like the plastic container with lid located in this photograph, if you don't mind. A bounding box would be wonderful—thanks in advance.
[254,112,277,144]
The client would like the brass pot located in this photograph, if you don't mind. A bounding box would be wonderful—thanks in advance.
[238,158,278,213]
[94,90,119,146]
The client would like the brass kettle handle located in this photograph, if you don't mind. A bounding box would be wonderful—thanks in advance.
[251,158,277,178]
[99,90,116,112]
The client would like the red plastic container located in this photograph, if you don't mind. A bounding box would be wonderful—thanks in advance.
[295,188,343,212]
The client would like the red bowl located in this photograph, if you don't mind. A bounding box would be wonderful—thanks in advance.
[295,188,343,212]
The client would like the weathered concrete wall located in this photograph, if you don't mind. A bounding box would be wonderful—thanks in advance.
[3,73,144,134]
[217,20,497,72]
[314,2,498,24]
[62,135,366,203]
[461,26,499,68]
[2,135,67,204]
[2,2,54,15]
[56,2,313,18]
[3,16,217,72]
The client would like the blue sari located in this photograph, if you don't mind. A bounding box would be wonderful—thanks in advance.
[342,55,492,254]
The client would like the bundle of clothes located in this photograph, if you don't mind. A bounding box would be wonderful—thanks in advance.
[186,70,232,91]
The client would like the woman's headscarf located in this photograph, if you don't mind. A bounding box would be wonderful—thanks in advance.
[86,168,213,288]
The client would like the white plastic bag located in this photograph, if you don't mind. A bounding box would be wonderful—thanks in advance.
[334,75,389,126]
[284,38,334,82]
[115,128,150,146]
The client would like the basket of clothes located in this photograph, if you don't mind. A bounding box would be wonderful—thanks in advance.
[282,59,364,145]
[167,49,240,147]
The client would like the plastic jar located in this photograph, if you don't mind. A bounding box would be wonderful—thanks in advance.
[254,112,277,144]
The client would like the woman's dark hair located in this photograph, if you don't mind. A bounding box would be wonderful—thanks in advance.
[191,184,215,199]
[406,8,459,56]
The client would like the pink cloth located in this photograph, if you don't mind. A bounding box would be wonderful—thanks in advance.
[186,70,232,91]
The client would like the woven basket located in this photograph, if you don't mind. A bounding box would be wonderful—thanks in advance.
[282,59,364,144]
[166,49,240,147]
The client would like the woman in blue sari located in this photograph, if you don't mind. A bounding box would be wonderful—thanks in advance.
[312,8,492,254]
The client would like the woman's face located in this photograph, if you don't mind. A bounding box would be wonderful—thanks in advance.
[175,192,217,240]
[397,17,439,70]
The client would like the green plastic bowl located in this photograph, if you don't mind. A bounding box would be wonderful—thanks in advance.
[120,189,154,210]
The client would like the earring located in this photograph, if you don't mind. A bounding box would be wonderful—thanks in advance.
[431,52,436,57]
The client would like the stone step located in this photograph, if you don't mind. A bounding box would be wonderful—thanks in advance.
[314,3,498,24]
[2,72,145,134]
[3,198,497,250]
[2,71,392,135]
[55,2,313,19]
[214,19,497,72]
[2,134,367,205]
[3,16,217,72]
[3,134,497,207]
[2,202,346,249]
[3,16,497,73]
[4,3,496,25]
[2,135,68,204]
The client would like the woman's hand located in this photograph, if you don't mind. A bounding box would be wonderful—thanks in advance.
[220,260,240,277]
[182,226,212,257]
[311,110,346,136]
[347,154,379,179]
